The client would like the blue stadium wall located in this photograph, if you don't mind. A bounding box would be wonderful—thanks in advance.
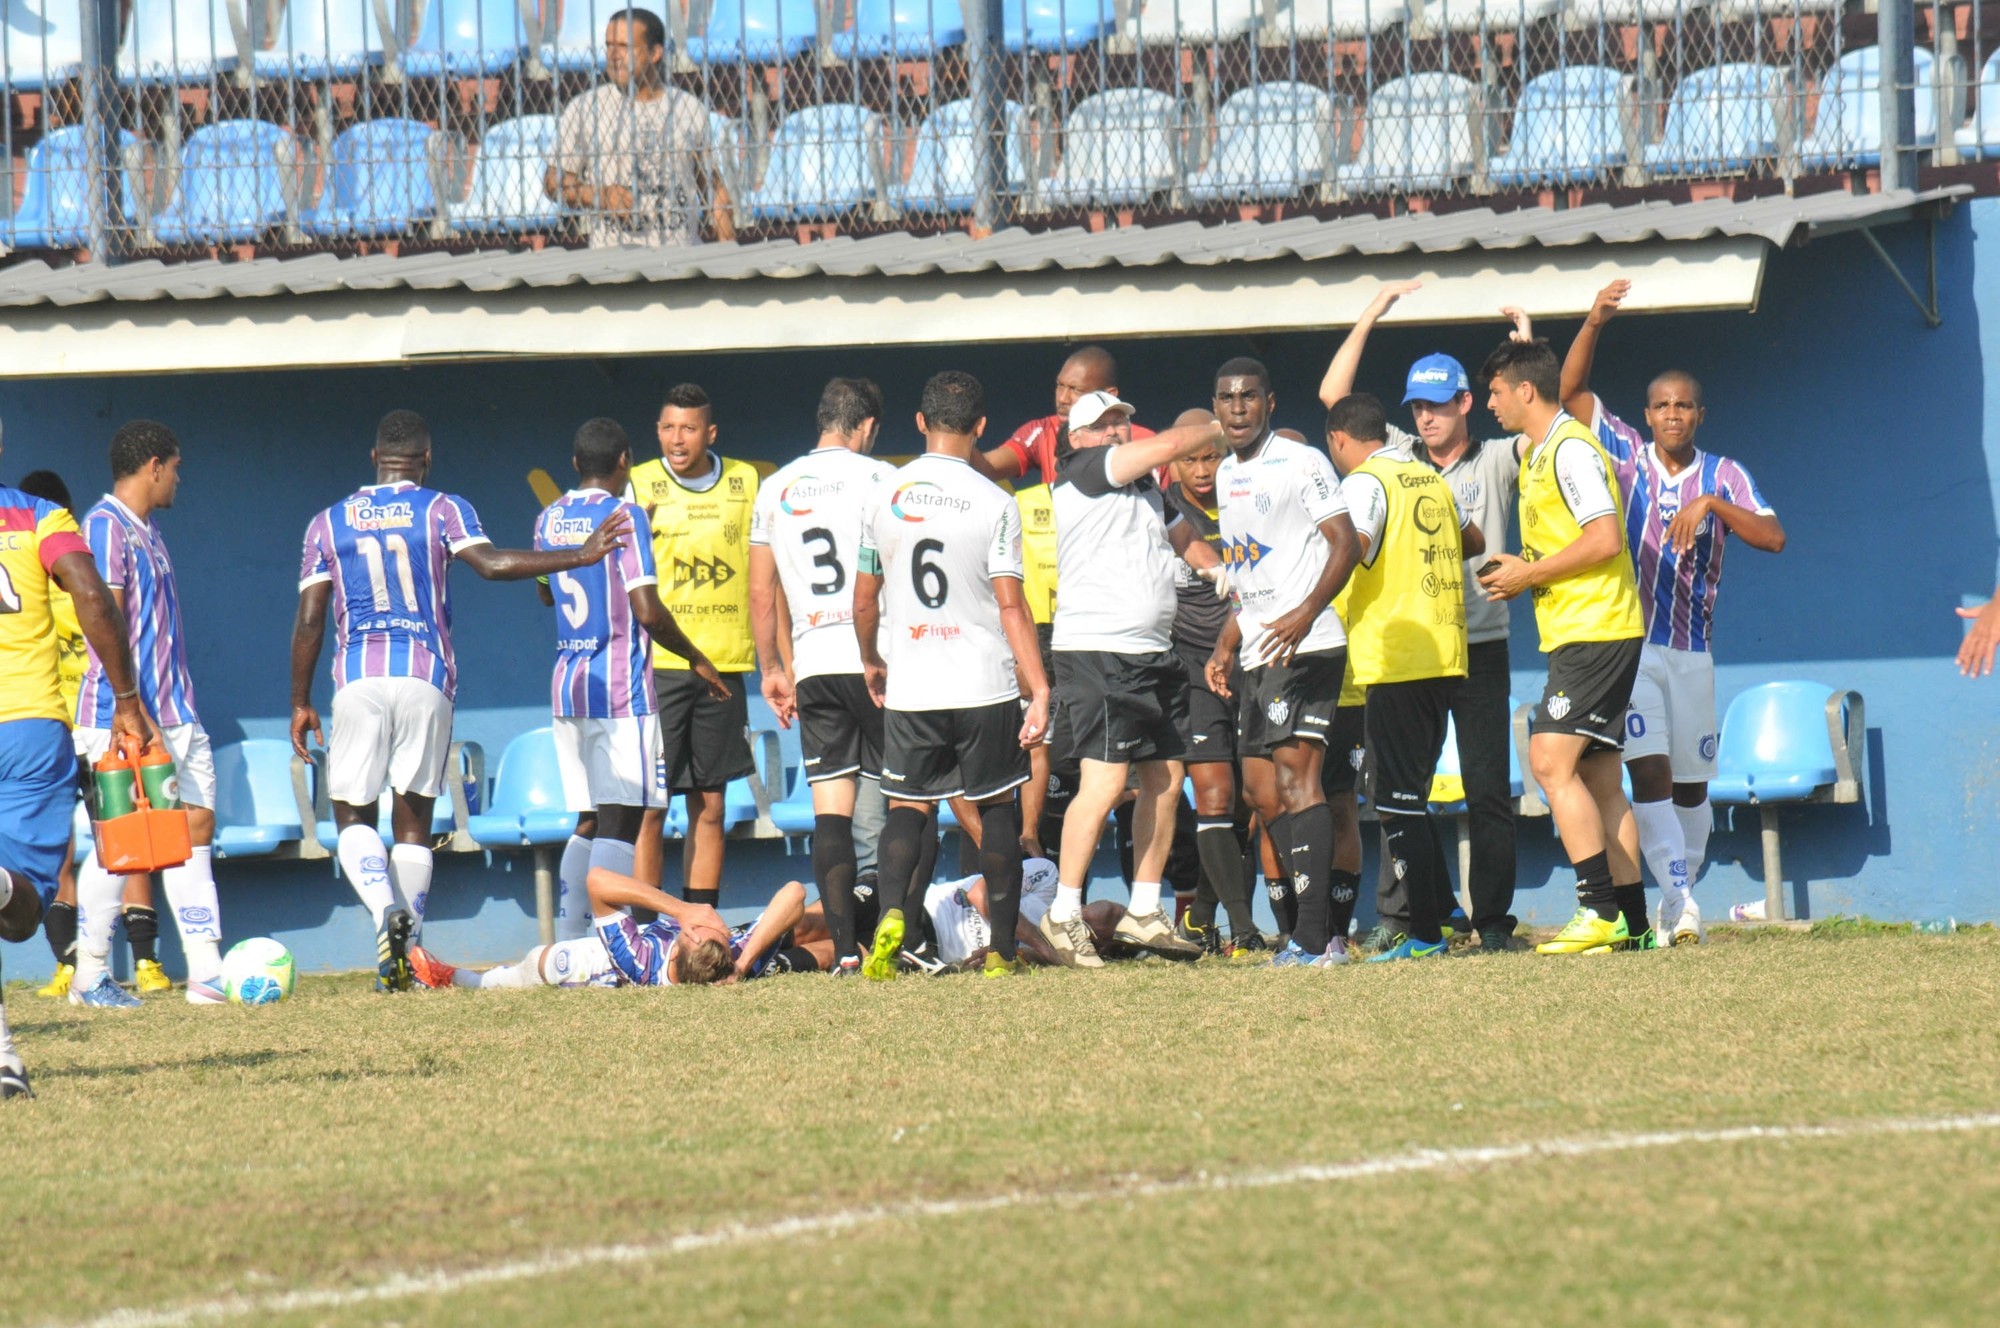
[4,201,1997,978]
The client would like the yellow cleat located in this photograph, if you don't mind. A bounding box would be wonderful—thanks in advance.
[981,952,1028,979]
[133,959,173,994]
[863,909,905,981]
[1536,907,1629,955]
[35,963,74,999]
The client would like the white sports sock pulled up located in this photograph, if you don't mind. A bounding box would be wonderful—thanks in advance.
[388,843,434,940]
[1127,880,1164,917]
[1675,799,1713,883]
[161,845,223,981]
[1632,799,1689,897]
[336,824,396,930]
[557,835,593,941]
[1049,884,1084,923]
[73,857,126,991]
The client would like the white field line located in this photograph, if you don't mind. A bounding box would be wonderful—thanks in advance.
[71,1111,2000,1328]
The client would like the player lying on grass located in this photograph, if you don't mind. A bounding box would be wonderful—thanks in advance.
[409,872,815,989]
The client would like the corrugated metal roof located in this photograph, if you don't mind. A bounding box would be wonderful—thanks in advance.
[0,186,1964,310]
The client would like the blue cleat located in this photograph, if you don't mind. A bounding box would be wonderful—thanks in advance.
[69,974,143,1008]
[1269,940,1317,968]
[1365,936,1450,964]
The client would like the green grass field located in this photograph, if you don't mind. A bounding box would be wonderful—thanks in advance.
[10,927,2000,1328]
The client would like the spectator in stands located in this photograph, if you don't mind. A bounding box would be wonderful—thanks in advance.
[627,385,758,910]
[1960,590,2000,677]
[545,8,734,249]
[1319,282,1525,956]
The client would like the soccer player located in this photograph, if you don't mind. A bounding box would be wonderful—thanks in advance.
[0,443,155,1098]
[1160,412,1264,958]
[70,422,229,1007]
[291,409,628,990]
[855,371,1050,980]
[1475,341,1649,954]
[1319,281,1526,954]
[1559,280,1786,944]
[1202,358,1362,969]
[627,384,759,908]
[536,418,730,941]
[1041,390,1225,966]
[1324,394,1483,963]
[748,377,897,971]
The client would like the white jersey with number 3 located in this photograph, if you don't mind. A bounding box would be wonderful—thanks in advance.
[751,447,896,681]
[858,453,1023,711]
[1217,435,1351,666]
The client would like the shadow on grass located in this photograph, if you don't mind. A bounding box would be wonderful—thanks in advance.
[42,1048,297,1079]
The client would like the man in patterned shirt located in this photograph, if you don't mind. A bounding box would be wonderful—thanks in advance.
[1561,280,1787,944]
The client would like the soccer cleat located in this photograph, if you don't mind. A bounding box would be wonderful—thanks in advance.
[1114,909,1203,961]
[1359,924,1407,957]
[34,964,74,999]
[830,956,862,979]
[863,909,905,981]
[899,945,948,978]
[0,1063,32,1101]
[1478,927,1518,954]
[376,908,416,992]
[408,945,457,991]
[982,952,1028,979]
[185,975,228,1005]
[1670,897,1705,946]
[1269,940,1317,968]
[1227,931,1272,963]
[1366,935,1450,963]
[1536,907,1629,955]
[133,958,172,995]
[69,974,142,1009]
[1038,911,1104,969]
[1177,916,1224,959]
[1314,937,1352,966]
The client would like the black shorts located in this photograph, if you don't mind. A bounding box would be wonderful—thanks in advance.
[656,669,755,793]
[1365,678,1453,815]
[1235,648,1344,758]
[882,701,1030,802]
[1320,703,1368,796]
[1531,638,1644,750]
[795,673,882,783]
[1177,643,1237,764]
[1054,649,1188,765]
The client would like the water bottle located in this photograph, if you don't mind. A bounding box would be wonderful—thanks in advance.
[91,748,137,820]
[1914,919,1958,935]
[1729,900,1767,923]
[135,745,181,811]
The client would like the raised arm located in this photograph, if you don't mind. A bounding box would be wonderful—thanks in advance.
[1561,279,1628,423]
[1101,418,1227,488]
[586,865,724,931]
[53,550,158,756]
[287,580,332,759]
[459,509,631,581]
[1320,280,1422,408]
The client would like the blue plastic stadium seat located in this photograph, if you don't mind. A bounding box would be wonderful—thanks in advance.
[405,0,530,76]
[1709,681,1858,806]
[1956,47,2000,160]
[1,0,90,91]
[444,113,562,235]
[212,739,309,860]
[1187,81,1336,204]
[117,0,251,83]
[769,768,817,836]
[1800,46,1938,172]
[534,0,665,71]
[1415,0,1557,35]
[6,127,142,249]
[685,0,821,63]
[1043,87,1181,207]
[889,97,1028,212]
[253,0,401,79]
[1003,0,1114,52]
[1641,62,1784,177]
[831,0,964,57]
[1487,65,1627,187]
[1289,0,1416,37]
[151,120,296,245]
[742,103,885,220]
[468,728,576,847]
[1334,71,1476,193]
[298,119,438,240]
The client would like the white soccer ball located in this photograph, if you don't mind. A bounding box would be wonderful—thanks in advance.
[221,937,296,1006]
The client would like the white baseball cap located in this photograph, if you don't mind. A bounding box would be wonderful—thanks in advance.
[1067,390,1137,433]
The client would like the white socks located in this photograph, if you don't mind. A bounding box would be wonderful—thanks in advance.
[161,845,223,982]
[1676,799,1712,884]
[575,838,635,940]
[557,835,592,941]
[388,844,434,940]
[1050,884,1084,924]
[337,824,397,930]
[73,857,126,991]
[1127,880,1163,917]
[1633,800,1690,899]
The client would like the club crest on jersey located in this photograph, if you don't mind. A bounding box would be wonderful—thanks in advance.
[1546,693,1571,720]
[1221,535,1272,568]
[889,481,970,521]
[729,475,746,494]
[1266,696,1289,725]
[1254,492,1273,516]
[1457,481,1482,507]
[1348,745,1365,771]
[344,497,415,531]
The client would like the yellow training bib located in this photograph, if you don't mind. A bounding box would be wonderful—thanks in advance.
[1343,453,1469,688]
[628,455,759,672]
[1015,483,1059,626]
[1518,418,1643,651]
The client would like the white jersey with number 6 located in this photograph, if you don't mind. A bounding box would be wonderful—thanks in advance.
[751,447,896,681]
[858,453,1023,712]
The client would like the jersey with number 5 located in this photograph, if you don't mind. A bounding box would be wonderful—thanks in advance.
[857,453,1023,712]
[536,489,658,719]
[751,447,895,681]
[298,482,492,702]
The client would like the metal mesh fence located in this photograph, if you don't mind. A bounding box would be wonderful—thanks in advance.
[0,0,1955,262]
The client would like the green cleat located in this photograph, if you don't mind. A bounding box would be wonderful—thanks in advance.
[1536,907,1629,955]
[864,909,905,981]
[981,952,1028,979]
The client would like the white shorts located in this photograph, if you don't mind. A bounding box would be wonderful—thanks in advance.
[328,677,454,806]
[553,715,665,812]
[75,722,217,811]
[1622,644,1718,782]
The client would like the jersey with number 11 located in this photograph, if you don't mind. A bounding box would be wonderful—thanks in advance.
[298,481,492,702]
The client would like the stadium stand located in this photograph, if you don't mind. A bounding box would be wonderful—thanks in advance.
[150,119,299,245]
[441,112,563,234]
[298,118,441,240]
[1641,62,1788,178]
[211,739,321,861]
[1800,46,1941,171]
[742,102,888,220]
[5,126,143,249]
[1335,71,1479,194]
[1042,87,1183,208]
[890,96,1032,212]
[403,0,536,76]
[1186,81,1342,203]
[1486,64,1630,187]
[831,0,968,58]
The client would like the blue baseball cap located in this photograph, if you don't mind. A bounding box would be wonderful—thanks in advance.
[1403,353,1470,404]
